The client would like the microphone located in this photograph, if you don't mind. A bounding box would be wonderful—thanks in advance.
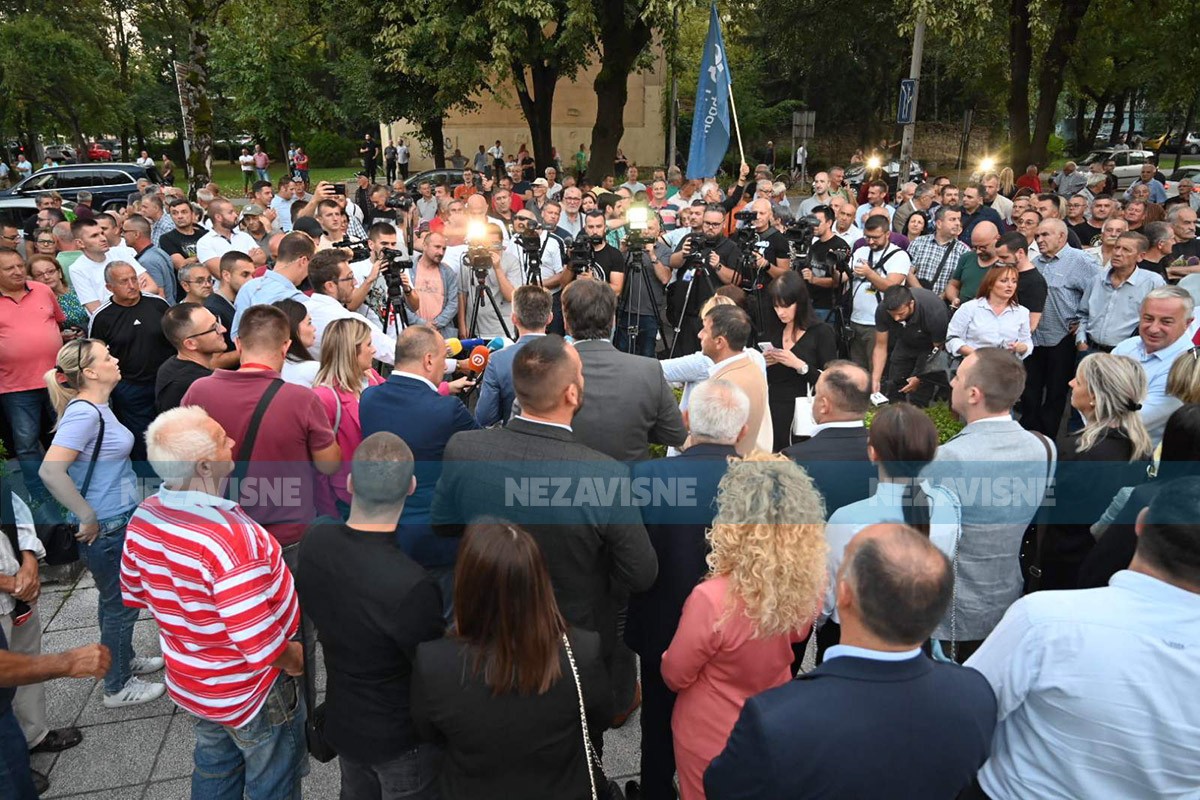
[462,345,490,378]
[487,336,508,352]
[445,337,487,357]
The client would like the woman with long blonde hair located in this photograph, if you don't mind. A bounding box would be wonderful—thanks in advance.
[662,453,827,800]
[312,317,384,518]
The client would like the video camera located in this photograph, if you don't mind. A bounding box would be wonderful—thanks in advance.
[384,193,413,211]
[733,208,757,224]
[568,235,598,274]
[333,238,371,262]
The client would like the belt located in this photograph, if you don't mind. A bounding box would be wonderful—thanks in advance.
[1086,337,1115,353]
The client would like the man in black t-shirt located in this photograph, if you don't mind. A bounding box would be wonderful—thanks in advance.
[156,303,226,413]
[1066,195,1100,246]
[295,432,444,795]
[873,284,948,407]
[159,199,207,277]
[994,232,1048,332]
[666,205,741,355]
[88,263,173,462]
[571,210,626,284]
[359,134,379,182]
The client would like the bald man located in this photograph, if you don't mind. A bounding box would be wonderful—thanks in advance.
[946,220,1000,308]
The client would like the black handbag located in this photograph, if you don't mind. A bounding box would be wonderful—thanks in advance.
[1020,431,1056,594]
[39,400,105,565]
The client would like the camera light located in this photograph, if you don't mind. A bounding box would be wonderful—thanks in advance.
[979,157,996,174]
[626,205,650,231]
[866,156,882,171]
[466,219,487,243]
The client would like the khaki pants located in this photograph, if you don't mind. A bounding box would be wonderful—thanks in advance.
[1,604,49,748]
[849,322,876,372]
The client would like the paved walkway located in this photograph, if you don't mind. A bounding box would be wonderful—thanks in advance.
[28,566,644,798]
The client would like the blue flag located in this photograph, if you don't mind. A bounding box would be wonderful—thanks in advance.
[686,4,732,180]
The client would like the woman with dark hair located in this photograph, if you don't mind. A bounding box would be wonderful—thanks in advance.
[823,404,961,646]
[764,271,836,450]
[412,520,612,799]
[272,298,318,386]
[1078,403,1200,588]
[904,209,930,241]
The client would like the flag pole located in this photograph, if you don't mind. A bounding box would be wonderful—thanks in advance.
[727,82,746,166]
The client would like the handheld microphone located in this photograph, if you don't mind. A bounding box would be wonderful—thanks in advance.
[445,337,487,357]
[486,336,508,352]
[463,345,490,378]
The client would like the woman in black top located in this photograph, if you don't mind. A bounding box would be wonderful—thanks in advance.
[1078,404,1200,588]
[412,520,612,800]
[1041,354,1153,589]
[763,272,837,451]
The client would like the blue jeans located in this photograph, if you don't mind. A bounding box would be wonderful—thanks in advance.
[0,708,37,800]
[82,513,138,694]
[256,168,270,182]
[0,389,55,508]
[339,743,441,800]
[191,674,309,800]
[613,311,660,358]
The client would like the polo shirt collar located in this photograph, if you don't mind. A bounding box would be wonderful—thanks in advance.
[156,485,239,511]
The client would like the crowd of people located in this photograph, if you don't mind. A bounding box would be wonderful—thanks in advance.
[0,152,1198,800]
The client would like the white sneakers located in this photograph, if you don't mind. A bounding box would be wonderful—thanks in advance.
[130,656,165,676]
[103,676,166,708]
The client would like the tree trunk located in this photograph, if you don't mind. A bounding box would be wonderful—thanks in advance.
[1126,90,1138,138]
[427,117,446,169]
[1028,0,1093,165]
[1073,97,1087,154]
[186,10,214,191]
[1085,93,1109,149]
[1174,90,1199,173]
[135,121,146,154]
[511,61,559,175]
[1006,0,1033,169]
[1110,91,1127,144]
[586,0,653,184]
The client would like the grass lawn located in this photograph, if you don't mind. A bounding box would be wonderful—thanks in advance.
[208,162,359,196]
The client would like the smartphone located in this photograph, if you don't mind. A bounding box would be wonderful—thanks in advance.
[758,341,778,352]
[870,392,890,407]
[331,184,346,196]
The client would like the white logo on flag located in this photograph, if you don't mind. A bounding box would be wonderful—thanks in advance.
[707,45,725,83]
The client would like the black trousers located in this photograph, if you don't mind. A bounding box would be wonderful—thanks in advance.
[385,159,397,184]
[638,654,677,800]
[885,342,937,407]
[1020,333,1075,436]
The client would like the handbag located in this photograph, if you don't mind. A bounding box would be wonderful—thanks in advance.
[1020,432,1056,594]
[40,400,105,565]
[564,634,624,800]
[917,345,957,388]
[792,380,816,439]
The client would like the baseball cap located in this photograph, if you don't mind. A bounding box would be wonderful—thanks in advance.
[532,178,549,187]
[239,204,264,219]
[355,170,369,178]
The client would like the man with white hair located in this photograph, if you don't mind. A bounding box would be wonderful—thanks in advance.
[627,378,748,800]
[122,407,306,799]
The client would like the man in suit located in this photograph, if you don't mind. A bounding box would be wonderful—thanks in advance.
[705,523,997,800]
[432,335,657,723]
[782,360,875,514]
[925,347,1055,660]
[561,279,687,461]
[359,325,479,616]
[626,379,749,800]
[698,304,773,454]
[475,284,552,427]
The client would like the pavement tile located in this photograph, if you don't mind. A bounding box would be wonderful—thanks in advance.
[45,587,100,633]
[43,716,171,798]
[150,712,194,781]
[144,777,190,799]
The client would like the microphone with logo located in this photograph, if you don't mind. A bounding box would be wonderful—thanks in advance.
[457,345,490,397]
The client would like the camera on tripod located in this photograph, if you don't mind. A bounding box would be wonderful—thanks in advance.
[624,205,653,249]
[516,226,543,255]
[334,238,372,262]
[384,193,413,211]
[568,235,597,274]
[464,220,494,279]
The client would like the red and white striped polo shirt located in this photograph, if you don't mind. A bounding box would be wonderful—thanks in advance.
[121,487,300,728]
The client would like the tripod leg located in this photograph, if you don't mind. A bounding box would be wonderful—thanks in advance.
[481,285,513,340]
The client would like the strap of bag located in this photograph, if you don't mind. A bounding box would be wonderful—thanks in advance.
[929,240,958,291]
[563,633,599,800]
[69,400,106,499]
[1026,431,1056,583]
[227,379,284,500]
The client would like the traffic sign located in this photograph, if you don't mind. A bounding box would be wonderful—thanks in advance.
[792,110,816,140]
[897,79,916,125]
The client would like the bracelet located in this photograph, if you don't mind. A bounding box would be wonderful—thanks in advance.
[794,364,808,375]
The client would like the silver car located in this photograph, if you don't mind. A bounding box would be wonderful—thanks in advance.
[1078,149,1156,190]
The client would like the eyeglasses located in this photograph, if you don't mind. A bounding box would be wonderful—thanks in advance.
[35,239,55,246]
[0,232,20,242]
[186,324,222,339]
[701,221,723,229]
[337,275,357,283]
[183,276,214,285]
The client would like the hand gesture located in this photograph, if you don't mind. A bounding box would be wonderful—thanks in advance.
[448,376,476,394]
[899,376,921,394]
[65,644,111,679]
[739,162,751,181]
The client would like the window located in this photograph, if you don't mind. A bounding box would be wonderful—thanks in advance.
[52,171,100,190]
[20,173,56,191]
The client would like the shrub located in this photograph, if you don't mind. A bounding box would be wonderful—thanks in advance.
[303,132,357,169]
[865,401,964,444]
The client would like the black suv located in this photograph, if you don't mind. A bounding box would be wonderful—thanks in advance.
[0,162,161,211]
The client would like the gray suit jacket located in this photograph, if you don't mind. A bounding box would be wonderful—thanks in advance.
[571,339,687,462]
[924,417,1055,641]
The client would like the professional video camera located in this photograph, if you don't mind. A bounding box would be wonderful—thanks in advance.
[380,247,413,266]
[333,238,371,262]
[463,220,494,279]
[515,226,543,255]
[384,192,413,211]
[568,235,597,274]
[733,208,757,224]
[624,205,654,249]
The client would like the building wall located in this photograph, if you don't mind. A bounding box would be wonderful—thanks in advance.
[381,47,667,174]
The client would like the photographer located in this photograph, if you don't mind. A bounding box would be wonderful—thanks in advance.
[848,215,912,369]
[613,212,672,357]
[506,211,565,288]
[306,248,398,365]
[566,210,626,287]
[350,221,415,328]
[871,284,947,407]
[297,181,367,239]
[802,205,852,321]
[457,222,523,339]
[667,204,741,355]
[743,198,792,339]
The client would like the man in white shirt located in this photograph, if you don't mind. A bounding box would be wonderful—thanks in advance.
[832,200,864,249]
[396,139,411,180]
[621,165,647,195]
[304,249,396,365]
[95,212,142,265]
[197,199,267,277]
[67,219,154,313]
[269,176,300,232]
[855,180,895,228]
[847,216,910,370]
[965,482,1200,800]
[543,167,563,200]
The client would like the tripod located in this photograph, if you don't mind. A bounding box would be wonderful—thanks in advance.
[518,234,546,287]
[465,265,513,340]
[617,243,669,357]
[667,253,720,358]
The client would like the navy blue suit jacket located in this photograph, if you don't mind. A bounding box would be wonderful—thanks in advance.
[474,334,540,428]
[705,654,996,800]
[359,373,479,568]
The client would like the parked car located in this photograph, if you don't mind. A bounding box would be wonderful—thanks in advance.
[1161,132,1200,155]
[86,142,113,162]
[1077,148,1156,190]
[1145,132,1172,152]
[402,168,466,197]
[0,163,160,210]
[844,159,926,191]
[0,196,76,228]
[44,145,78,164]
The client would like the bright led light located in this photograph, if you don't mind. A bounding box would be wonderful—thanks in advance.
[979,157,996,174]
[626,205,650,231]
[866,156,882,171]
[466,219,487,243]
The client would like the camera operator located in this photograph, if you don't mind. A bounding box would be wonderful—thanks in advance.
[457,222,523,338]
[366,184,399,227]
[611,212,672,356]
[847,215,912,369]
[306,248,398,365]
[666,204,741,355]
[349,221,414,328]
[566,211,626,287]
[802,205,852,321]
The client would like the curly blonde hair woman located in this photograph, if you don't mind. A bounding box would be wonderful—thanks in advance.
[662,452,827,800]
